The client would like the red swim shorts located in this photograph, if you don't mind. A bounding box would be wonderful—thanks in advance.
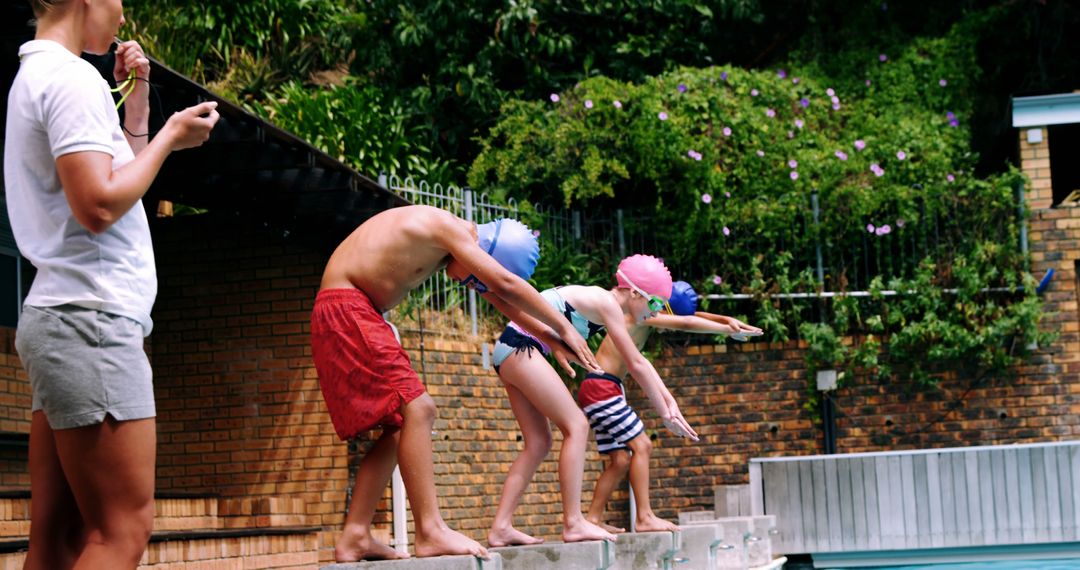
[311,288,425,440]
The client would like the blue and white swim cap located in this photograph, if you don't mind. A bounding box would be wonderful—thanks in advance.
[460,218,540,293]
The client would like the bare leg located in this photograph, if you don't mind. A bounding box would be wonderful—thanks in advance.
[336,428,409,562]
[625,435,678,533]
[585,450,630,533]
[495,352,616,544]
[24,411,83,570]
[398,394,487,558]
[52,416,156,570]
[487,380,551,547]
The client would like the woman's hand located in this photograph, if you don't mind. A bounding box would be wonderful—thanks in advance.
[113,41,150,115]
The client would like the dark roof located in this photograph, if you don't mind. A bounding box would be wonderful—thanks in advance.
[2,4,407,252]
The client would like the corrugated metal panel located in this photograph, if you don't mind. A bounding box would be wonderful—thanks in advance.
[750,441,1080,556]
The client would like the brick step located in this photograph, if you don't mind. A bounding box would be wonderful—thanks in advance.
[0,492,308,538]
[0,526,321,569]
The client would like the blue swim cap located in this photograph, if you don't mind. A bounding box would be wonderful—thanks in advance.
[669,280,698,316]
[461,218,540,293]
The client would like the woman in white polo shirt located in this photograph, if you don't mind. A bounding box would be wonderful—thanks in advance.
[4,1,219,567]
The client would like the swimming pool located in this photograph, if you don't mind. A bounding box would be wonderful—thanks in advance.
[873,559,1080,570]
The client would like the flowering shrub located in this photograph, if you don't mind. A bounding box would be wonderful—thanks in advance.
[469,35,1050,388]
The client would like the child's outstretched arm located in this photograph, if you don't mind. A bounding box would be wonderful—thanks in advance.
[693,312,764,340]
[644,313,739,335]
[595,301,699,441]
[438,225,601,372]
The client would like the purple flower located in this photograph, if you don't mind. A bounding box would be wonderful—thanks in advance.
[835,150,848,161]
[766,108,776,118]
[939,79,948,87]
[792,77,800,85]
[854,140,866,150]
[800,98,810,108]
[584,99,593,109]
[946,111,956,119]
[756,150,765,157]
[701,193,712,204]
[532,230,541,237]
[794,119,804,129]
[896,219,905,228]
[777,69,787,79]
[790,171,799,180]
[788,159,798,169]
[788,130,795,139]
[949,119,960,128]
[720,71,728,82]
[550,93,560,102]
[688,150,703,161]
[947,174,955,183]
[723,126,732,137]
[878,224,892,235]
[870,163,885,177]
[866,79,872,86]
[896,150,906,160]
[724,191,731,198]
[879,54,888,62]
[723,226,731,236]
[678,83,687,93]
[658,112,669,121]
[830,95,840,104]
[832,102,841,111]
[613,100,623,109]
[826,88,836,97]
[713,275,723,285]
[751,89,759,97]
[867,224,876,233]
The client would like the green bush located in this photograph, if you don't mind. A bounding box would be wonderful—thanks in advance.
[469,30,1051,388]
[253,81,451,180]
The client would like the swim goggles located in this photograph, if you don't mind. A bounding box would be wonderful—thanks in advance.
[617,269,671,314]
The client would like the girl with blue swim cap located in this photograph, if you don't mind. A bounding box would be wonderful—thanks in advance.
[583,279,761,533]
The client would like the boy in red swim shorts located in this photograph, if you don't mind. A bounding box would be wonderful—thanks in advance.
[311,205,600,562]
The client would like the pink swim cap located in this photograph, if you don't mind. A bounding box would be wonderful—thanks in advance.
[616,255,673,299]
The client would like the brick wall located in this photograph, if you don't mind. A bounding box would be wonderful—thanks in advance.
[0,327,30,490]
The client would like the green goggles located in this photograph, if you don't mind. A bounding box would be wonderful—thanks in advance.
[617,270,671,313]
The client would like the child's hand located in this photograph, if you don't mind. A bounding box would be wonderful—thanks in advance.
[561,328,602,373]
[662,407,699,441]
[548,339,579,377]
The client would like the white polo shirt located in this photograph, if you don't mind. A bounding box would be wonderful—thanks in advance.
[4,40,156,335]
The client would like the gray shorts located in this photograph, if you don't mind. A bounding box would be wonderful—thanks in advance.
[15,305,155,430]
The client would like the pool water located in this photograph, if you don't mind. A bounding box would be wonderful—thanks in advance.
[873,559,1080,570]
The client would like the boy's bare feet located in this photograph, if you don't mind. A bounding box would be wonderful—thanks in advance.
[598,521,626,534]
[415,526,488,558]
[563,518,618,543]
[336,528,410,562]
[488,526,545,547]
[635,513,680,533]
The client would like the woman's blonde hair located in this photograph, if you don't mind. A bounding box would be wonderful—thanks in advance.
[28,0,68,17]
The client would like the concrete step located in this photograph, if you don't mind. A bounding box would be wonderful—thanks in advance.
[609,531,677,570]
[493,540,611,569]
[324,553,503,570]
[0,526,321,569]
[681,515,778,569]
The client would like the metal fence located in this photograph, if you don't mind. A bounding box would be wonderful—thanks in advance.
[381,174,655,335]
[381,173,1025,335]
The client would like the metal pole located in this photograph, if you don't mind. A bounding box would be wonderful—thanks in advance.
[378,171,388,189]
[1018,181,1029,261]
[616,209,626,258]
[464,187,478,336]
[811,191,825,283]
[573,210,582,240]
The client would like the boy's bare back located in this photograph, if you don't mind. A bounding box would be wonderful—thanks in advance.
[320,205,473,311]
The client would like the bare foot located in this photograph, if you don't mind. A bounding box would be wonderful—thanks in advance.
[487,526,545,547]
[415,526,488,559]
[598,521,626,534]
[336,528,410,562]
[563,518,617,543]
[635,513,680,533]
